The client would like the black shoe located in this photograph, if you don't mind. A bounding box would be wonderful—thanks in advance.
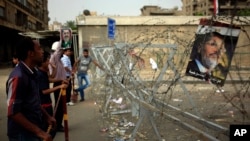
[80,98,85,102]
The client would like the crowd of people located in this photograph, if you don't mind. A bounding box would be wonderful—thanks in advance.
[6,30,104,140]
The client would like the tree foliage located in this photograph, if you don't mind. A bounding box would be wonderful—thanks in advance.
[64,20,77,30]
[237,9,250,16]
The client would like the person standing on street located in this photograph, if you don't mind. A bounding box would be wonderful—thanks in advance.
[61,48,74,106]
[73,49,103,101]
[37,51,68,138]
[6,37,56,141]
[49,41,68,132]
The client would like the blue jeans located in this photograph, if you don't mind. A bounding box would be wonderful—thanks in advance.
[75,72,90,100]
[8,133,42,141]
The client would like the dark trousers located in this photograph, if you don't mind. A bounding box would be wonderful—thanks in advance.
[9,135,42,141]
[53,82,63,129]
[42,105,56,138]
[66,77,72,103]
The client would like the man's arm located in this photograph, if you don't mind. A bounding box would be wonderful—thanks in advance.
[64,67,71,74]
[48,62,56,78]
[49,77,69,84]
[42,83,68,95]
[40,106,56,130]
[48,76,62,83]
[9,113,52,141]
[72,59,80,72]
[48,53,58,78]
[92,60,104,70]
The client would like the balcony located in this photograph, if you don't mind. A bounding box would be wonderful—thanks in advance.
[192,0,197,6]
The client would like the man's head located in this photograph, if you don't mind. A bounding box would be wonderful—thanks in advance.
[12,54,19,65]
[200,32,225,70]
[63,48,72,56]
[51,41,60,51]
[38,51,50,71]
[83,49,89,58]
[16,37,44,65]
[51,41,64,54]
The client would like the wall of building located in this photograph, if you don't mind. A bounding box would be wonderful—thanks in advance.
[0,0,49,65]
[0,0,48,31]
[182,0,250,16]
[77,16,250,69]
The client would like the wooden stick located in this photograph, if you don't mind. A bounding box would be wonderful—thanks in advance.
[61,88,69,141]
[44,89,63,140]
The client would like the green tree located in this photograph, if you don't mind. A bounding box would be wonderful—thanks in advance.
[237,9,250,16]
[64,20,77,30]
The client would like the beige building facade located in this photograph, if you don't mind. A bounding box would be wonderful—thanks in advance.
[49,20,62,31]
[182,0,250,16]
[0,0,49,64]
[0,0,49,31]
[140,5,183,16]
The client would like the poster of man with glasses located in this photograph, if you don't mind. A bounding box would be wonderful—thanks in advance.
[60,27,72,49]
[185,18,241,86]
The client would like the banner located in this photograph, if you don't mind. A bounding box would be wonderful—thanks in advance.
[185,18,241,86]
[60,27,72,49]
[214,0,219,15]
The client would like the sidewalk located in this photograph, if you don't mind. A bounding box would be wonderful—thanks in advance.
[53,98,109,141]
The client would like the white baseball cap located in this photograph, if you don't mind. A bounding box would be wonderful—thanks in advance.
[51,41,61,51]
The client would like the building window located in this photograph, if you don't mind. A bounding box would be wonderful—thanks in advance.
[32,23,36,30]
[17,0,27,6]
[0,7,5,18]
[27,21,32,29]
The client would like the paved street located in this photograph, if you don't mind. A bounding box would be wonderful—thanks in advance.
[53,99,109,141]
[1,65,250,141]
[0,67,109,141]
[0,67,9,141]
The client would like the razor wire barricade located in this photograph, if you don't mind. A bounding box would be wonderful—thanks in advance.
[86,41,250,141]
[81,15,250,141]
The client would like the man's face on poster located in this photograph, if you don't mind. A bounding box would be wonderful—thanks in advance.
[201,35,224,70]
[63,29,70,42]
